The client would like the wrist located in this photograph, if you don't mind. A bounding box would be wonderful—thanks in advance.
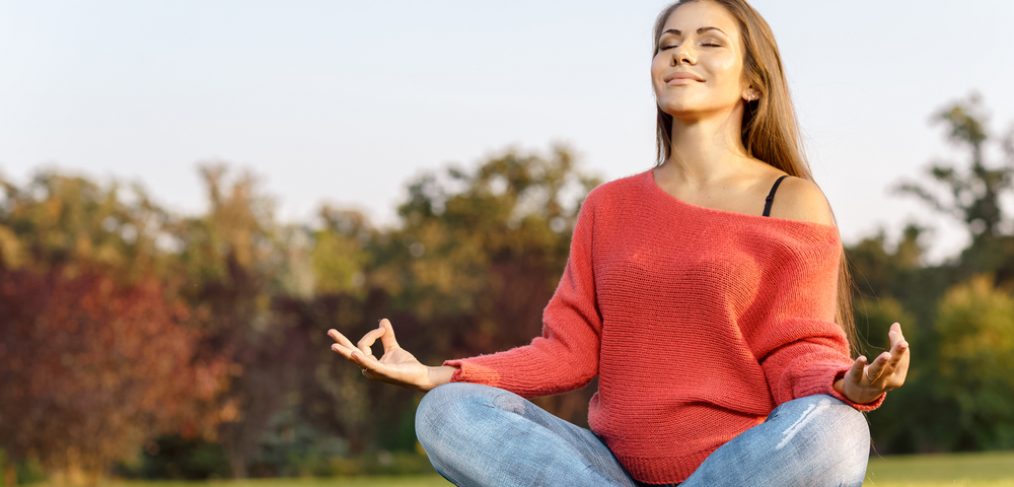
[833,377,845,395]
[422,365,457,392]
[836,376,884,405]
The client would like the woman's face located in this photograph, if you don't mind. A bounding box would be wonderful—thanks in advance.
[651,1,753,120]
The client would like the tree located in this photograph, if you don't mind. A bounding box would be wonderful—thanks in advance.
[166,162,310,478]
[933,273,1014,450]
[0,266,229,487]
[383,142,605,425]
[0,170,172,277]
[891,91,1014,244]
[889,92,1014,288]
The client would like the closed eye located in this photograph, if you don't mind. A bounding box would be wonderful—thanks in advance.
[659,43,722,51]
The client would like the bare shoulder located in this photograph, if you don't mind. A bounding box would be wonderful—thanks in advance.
[768,175,836,227]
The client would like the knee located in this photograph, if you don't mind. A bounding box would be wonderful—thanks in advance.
[787,394,871,483]
[785,394,869,447]
[820,394,871,455]
[414,382,496,443]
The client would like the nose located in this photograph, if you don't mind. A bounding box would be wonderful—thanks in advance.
[671,45,695,65]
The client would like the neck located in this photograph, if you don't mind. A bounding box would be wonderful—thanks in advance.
[665,106,752,188]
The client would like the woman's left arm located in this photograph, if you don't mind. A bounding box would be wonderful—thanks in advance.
[833,322,910,404]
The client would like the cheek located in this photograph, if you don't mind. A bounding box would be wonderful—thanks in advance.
[707,56,744,86]
[650,56,668,90]
[650,54,667,77]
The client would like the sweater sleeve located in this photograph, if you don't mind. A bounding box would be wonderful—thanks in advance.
[744,232,887,413]
[440,190,602,399]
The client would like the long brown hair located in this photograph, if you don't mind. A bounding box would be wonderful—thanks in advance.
[651,0,862,357]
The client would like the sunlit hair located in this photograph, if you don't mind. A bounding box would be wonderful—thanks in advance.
[651,0,864,357]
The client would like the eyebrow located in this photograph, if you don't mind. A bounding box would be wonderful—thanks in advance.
[660,26,727,38]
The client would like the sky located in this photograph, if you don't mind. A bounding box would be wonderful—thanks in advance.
[1,0,1013,266]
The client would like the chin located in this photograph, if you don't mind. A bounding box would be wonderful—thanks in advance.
[658,100,702,116]
[659,97,734,119]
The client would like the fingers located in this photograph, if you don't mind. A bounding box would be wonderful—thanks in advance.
[886,334,911,388]
[866,351,892,383]
[327,320,397,362]
[378,318,401,350]
[867,340,909,383]
[347,346,394,380]
[327,328,377,362]
[328,318,399,360]
[878,324,910,370]
[844,323,912,394]
[888,322,908,349]
[847,355,867,384]
[327,329,358,359]
[889,338,908,364]
[356,326,386,357]
[327,328,376,361]
[863,321,909,383]
[326,329,386,374]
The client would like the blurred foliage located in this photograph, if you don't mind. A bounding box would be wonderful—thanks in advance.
[0,170,231,487]
[112,435,230,480]
[935,274,1014,450]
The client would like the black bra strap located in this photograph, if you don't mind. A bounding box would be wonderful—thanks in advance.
[763,175,790,217]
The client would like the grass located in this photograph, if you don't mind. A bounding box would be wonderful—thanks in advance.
[863,450,1014,486]
[32,450,1014,486]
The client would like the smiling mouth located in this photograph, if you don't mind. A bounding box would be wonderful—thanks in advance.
[666,78,703,85]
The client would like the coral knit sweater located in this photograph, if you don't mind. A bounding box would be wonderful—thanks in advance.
[442,168,887,485]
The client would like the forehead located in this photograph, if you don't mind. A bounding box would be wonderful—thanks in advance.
[661,1,739,36]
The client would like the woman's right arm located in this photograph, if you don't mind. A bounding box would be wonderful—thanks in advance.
[437,189,603,398]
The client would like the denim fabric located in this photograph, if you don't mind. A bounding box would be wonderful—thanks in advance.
[415,382,870,486]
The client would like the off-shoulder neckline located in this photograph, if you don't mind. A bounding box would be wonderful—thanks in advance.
[642,168,840,235]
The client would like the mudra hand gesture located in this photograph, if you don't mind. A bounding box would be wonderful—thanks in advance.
[327,318,432,392]
[837,322,910,404]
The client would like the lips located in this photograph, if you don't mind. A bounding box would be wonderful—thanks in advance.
[664,72,704,83]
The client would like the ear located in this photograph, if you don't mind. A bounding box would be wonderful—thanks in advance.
[742,86,760,102]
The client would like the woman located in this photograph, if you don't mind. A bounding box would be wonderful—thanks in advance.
[327,0,911,485]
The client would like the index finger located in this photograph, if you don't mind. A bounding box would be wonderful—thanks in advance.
[327,329,361,361]
[327,328,356,350]
[357,327,385,357]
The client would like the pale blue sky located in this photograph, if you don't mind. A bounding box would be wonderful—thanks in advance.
[2,1,1013,265]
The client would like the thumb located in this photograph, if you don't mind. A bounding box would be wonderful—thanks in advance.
[379,318,401,350]
[847,355,868,385]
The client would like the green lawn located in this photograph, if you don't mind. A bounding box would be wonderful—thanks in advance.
[39,450,1014,486]
[863,450,1014,486]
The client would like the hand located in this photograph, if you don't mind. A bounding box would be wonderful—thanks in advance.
[327,318,431,392]
[838,322,910,404]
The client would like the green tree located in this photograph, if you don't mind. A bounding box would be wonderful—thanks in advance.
[310,206,372,299]
[934,273,1014,450]
[0,171,171,277]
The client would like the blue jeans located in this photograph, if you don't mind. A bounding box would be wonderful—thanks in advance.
[415,382,871,486]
